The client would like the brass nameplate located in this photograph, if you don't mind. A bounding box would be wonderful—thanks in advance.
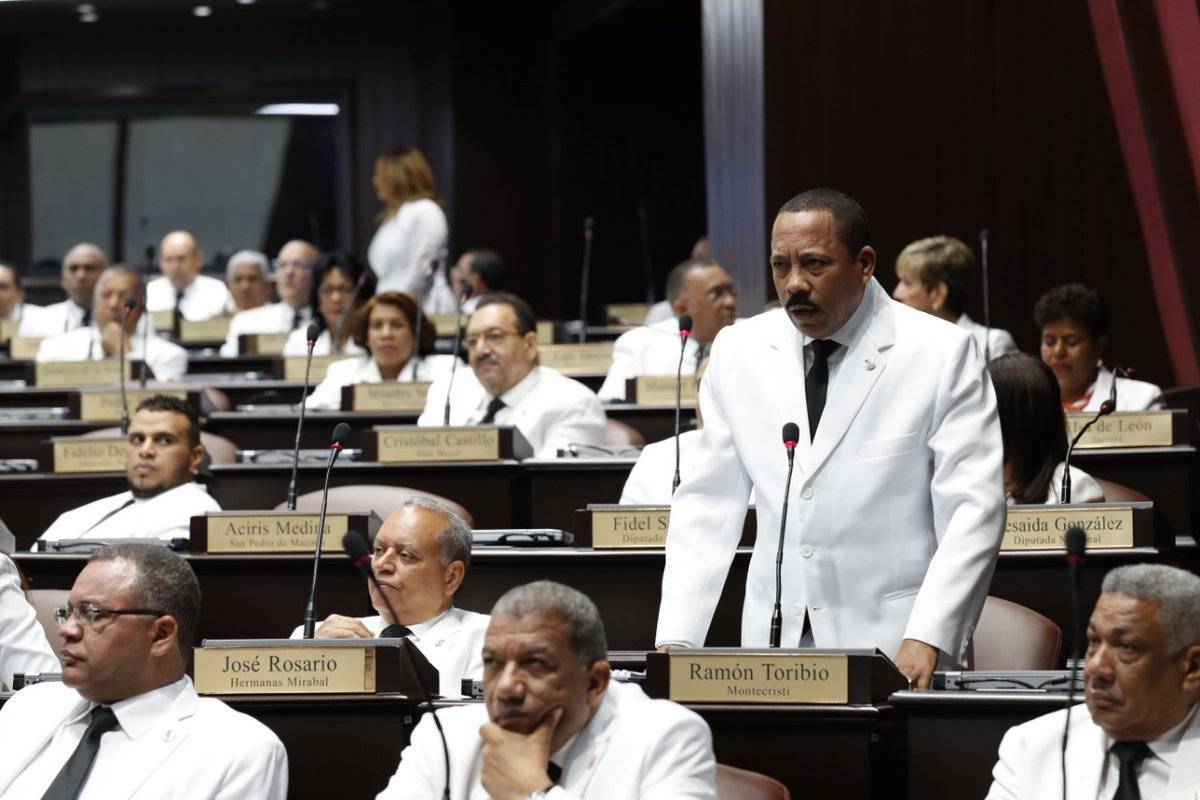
[668,651,849,704]
[430,313,460,337]
[536,320,554,344]
[205,513,350,553]
[375,426,500,462]
[194,645,375,694]
[79,389,188,421]
[35,359,130,387]
[50,436,126,474]
[592,507,670,548]
[1003,506,1135,550]
[538,342,614,375]
[283,354,357,382]
[180,316,230,343]
[150,309,173,331]
[9,336,43,360]
[634,375,698,406]
[606,303,650,325]
[0,319,17,343]
[1067,412,1173,448]
[348,381,430,412]
[242,332,289,356]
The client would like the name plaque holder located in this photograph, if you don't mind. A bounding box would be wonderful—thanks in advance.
[364,425,533,463]
[1002,501,1160,551]
[34,359,142,388]
[606,303,651,325]
[1066,409,1189,449]
[282,354,358,382]
[69,388,200,422]
[179,316,231,344]
[7,336,44,360]
[536,321,555,344]
[0,318,18,343]
[538,342,615,375]
[645,648,906,705]
[625,376,698,406]
[189,510,381,554]
[574,504,756,549]
[194,637,438,696]
[150,310,173,332]
[238,332,290,356]
[40,435,127,474]
[340,381,431,413]
[428,313,460,338]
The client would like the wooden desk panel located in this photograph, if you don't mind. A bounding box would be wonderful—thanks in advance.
[1074,445,1198,544]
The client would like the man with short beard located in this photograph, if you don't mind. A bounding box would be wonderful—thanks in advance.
[37,395,220,546]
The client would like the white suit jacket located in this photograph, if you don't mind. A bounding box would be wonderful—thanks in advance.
[35,325,189,382]
[986,704,1200,800]
[1085,367,1163,412]
[219,301,313,356]
[957,313,1018,360]
[0,553,59,690]
[18,299,87,337]
[0,678,287,799]
[597,318,702,401]
[146,275,231,321]
[376,680,716,799]
[656,279,1005,661]
[38,482,220,545]
[304,353,455,410]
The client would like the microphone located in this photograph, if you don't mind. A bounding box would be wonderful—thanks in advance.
[140,246,154,387]
[1060,525,1087,800]
[770,422,800,648]
[578,216,594,344]
[286,323,321,511]
[1061,397,1115,503]
[301,421,352,639]
[671,314,693,494]
[118,297,136,435]
[442,285,473,426]
[979,228,992,363]
[331,270,368,354]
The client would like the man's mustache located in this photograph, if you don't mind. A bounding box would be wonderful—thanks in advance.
[786,293,817,310]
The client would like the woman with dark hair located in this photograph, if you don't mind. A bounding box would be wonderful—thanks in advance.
[304,292,455,409]
[988,353,1103,504]
[283,252,375,357]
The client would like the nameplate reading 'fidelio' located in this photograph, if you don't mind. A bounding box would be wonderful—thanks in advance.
[668,651,849,704]
[179,316,231,343]
[429,313,460,337]
[239,332,289,356]
[202,513,350,553]
[48,436,126,474]
[1066,411,1173,448]
[343,381,430,412]
[35,359,131,388]
[9,336,44,360]
[630,376,698,406]
[539,343,614,374]
[194,645,375,694]
[283,354,357,382]
[150,310,173,331]
[1003,505,1135,550]
[374,426,501,462]
[77,389,190,422]
[591,507,671,548]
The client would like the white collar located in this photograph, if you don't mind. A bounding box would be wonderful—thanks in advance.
[479,365,541,411]
[1104,702,1199,769]
[67,675,190,741]
[802,278,878,350]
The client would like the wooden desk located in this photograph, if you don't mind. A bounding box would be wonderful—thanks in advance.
[203,411,420,451]
[604,402,696,443]
[520,458,633,531]
[0,419,110,460]
[1074,445,1198,544]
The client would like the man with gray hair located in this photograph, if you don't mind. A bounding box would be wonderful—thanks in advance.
[377,579,716,799]
[291,496,489,698]
[987,563,1200,799]
[223,249,273,315]
[0,543,287,798]
[19,242,107,337]
[220,239,317,356]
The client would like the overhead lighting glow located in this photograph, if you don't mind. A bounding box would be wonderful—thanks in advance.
[255,103,341,116]
[80,11,98,21]
[192,5,212,17]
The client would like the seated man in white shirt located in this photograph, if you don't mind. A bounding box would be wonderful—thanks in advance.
[290,496,488,698]
[36,265,188,381]
[986,564,1200,800]
[418,293,607,458]
[0,261,49,332]
[223,249,273,315]
[598,258,737,401]
[620,357,708,505]
[220,239,317,356]
[38,395,220,546]
[449,248,509,315]
[0,543,288,799]
[377,580,717,799]
[0,552,59,690]
[892,235,1018,360]
[146,230,231,331]
[19,242,107,338]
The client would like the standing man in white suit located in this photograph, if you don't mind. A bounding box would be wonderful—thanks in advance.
[655,188,1005,688]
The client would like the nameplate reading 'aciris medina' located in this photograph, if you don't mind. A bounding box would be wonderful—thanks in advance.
[345,381,430,412]
[631,375,698,406]
[35,359,130,388]
[78,389,189,422]
[375,426,502,462]
[194,645,375,694]
[537,343,615,375]
[1066,411,1174,448]
[283,354,358,382]
[1002,505,1135,550]
[204,513,350,554]
[49,436,127,474]
[668,651,849,704]
[591,507,671,548]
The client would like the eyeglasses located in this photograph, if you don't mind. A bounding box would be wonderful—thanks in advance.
[463,329,523,350]
[319,285,355,299]
[54,602,167,627]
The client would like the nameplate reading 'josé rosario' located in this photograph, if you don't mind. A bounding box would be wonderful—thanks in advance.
[1002,506,1134,550]
[1066,411,1173,448]
[79,389,188,421]
[591,507,671,548]
[204,514,350,553]
[668,652,849,704]
[347,381,430,412]
[375,427,501,462]
[51,437,126,474]
[632,376,698,406]
[35,359,130,388]
[194,646,375,694]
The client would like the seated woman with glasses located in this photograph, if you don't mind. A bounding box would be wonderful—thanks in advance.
[304,292,456,409]
[283,252,376,357]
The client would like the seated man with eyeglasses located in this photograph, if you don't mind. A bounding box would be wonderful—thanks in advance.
[0,543,287,799]
[417,293,607,458]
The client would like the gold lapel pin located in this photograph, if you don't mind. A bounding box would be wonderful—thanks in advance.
[864,358,876,371]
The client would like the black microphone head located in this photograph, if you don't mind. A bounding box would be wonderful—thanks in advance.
[1098,399,1115,415]
[331,422,352,447]
[342,529,371,567]
[461,283,473,300]
[678,314,693,334]
[305,322,320,343]
[1065,526,1086,557]
[980,228,991,242]
[122,296,137,314]
[782,422,800,447]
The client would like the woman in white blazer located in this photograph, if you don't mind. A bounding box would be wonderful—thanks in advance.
[283,251,373,357]
[305,291,455,409]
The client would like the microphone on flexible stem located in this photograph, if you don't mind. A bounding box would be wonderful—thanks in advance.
[286,323,321,511]
[578,216,594,344]
[1061,397,1115,503]
[442,285,473,426]
[671,314,693,494]
[343,529,451,800]
[118,297,136,435]
[330,271,368,355]
[979,228,992,363]
[301,422,351,639]
[1060,525,1087,800]
[770,422,800,648]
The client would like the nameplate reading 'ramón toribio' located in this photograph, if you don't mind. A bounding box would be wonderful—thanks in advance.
[204,513,350,553]
[668,651,849,704]
[150,310,173,332]
[1003,505,1135,550]
[240,332,289,356]
[35,359,131,388]
[179,317,231,343]
[1066,411,1173,448]
[78,389,189,422]
[430,313,460,337]
[9,336,44,360]
[374,426,501,462]
[345,381,430,412]
[591,507,670,548]
[194,645,374,694]
[632,376,698,406]
[283,354,357,382]
[538,342,614,374]
[49,436,126,474]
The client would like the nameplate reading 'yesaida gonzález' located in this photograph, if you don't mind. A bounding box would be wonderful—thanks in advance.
[667,650,849,704]
[34,359,132,388]
[44,436,127,474]
[194,643,377,694]
[341,381,430,412]
[189,511,356,553]
[366,425,532,463]
[1066,410,1175,448]
[538,342,614,375]
[283,354,358,382]
[590,506,671,548]
[627,375,698,406]
[1002,504,1136,551]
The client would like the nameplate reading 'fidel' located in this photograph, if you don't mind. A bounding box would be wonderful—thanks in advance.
[35,359,131,388]
[1003,505,1135,550]
[150,310,173,331]
[48,436,127,474]
[374,426,501,462]
[668,651,849,704]
[1066,411,1173,448]
[239,332,289,356]
[9,336,44,360]
[77,389,190,422]
[283,354,357,382]
[203,513,350,553]
[630,376,698,406]
[538,343,615,374]
[591,507,670,548]
[429,313,460,337]
[344,381,430,412]
[194,645,374,694]
[179,316,231,343]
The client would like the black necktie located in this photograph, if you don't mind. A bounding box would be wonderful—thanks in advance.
[693,342,708,372]
[380,623,412,638]
[172,289,184,339]
[290,310,301,330]
[480,397,505,425]
[79,309,91,329]
[1111,740,1152,800]
[79,498,136,537]
[805,339,841,441]
[547,762,563,784]
[39,705,120,800]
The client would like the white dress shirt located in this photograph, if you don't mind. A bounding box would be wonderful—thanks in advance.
[418,364,607,458]
[620,429,700,505]
[0,553,59,690]
[35,325,189,382]
[282,326,367,358]
[304,353,455,410]
[957,313,1018,360]
[1082,367,1164,412]
[597,318,703,401]
[289,607,489,697]
[38,482,220,546]
[146,275,231,321]
[643,300,675,325]
[18,299,88,337]
[219,301,313,356]
[3,302,48,328]
[368,198,449,295]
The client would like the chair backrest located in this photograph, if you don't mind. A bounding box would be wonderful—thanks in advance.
[604,418,646,447]
[81,426,238,468]
[26,588,69,659]
[276,485,474,527]
[716,764,791,800]
[973,595,1062,670]
[1093,478,1149,503]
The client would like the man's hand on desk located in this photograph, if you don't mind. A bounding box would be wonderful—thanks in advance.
[313,614,374,639]
[894,638,938,689]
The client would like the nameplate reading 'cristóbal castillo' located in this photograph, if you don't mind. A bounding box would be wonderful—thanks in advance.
[374,426,502,462]
[591,507,671,548]
[194,645,375,694]
[668,651,849,704]
[1002,505,1135,550]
